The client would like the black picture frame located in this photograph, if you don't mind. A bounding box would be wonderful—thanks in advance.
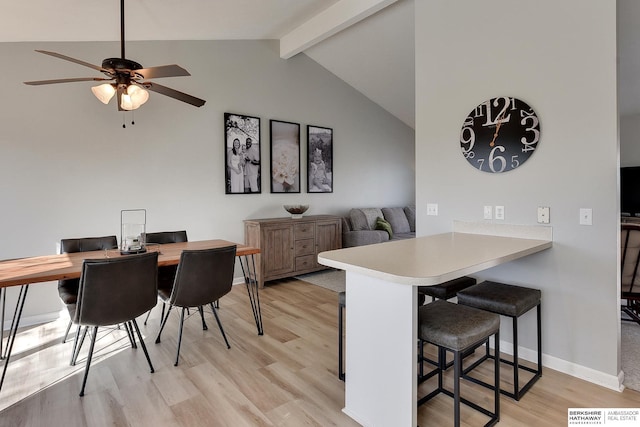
[307,125,333,193]
[225,113,261,194]
[270,120,301,193]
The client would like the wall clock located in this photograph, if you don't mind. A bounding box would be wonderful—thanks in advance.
[460,96,540,173]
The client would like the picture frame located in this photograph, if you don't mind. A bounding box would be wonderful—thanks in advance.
[225,113,261,194]
[270,120,301,193]
[307,125,333,193]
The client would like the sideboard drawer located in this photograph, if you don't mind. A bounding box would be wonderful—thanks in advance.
[294,223,314,240]
[295,238,315,256]
[295,255,316,271]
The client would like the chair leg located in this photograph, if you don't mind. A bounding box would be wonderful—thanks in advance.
[199,306,208,330]
[71,326,87,366]
[175,308,186,366]
[124,322,137,349]
[130,319,154,373]
[210,303,231,349]
[155,304,173,344]
[62,319,73,343]
[79,326,98,397]
[143,308,152,326]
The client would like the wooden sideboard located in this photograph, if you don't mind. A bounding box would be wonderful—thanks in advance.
[244,215,342,287]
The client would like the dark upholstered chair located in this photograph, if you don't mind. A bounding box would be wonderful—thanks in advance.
[58,236,118,344]
[457,281,542,401]
[418,300,500,427]
[142,230,188,325]
[621,223,640,324]
[74,252,158,396]
[155,246,236,366]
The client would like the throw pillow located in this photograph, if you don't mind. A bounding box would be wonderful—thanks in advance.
[382,207,411,234]
[375,217,393,239]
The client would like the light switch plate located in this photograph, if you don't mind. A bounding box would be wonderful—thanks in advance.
[495,206,505,220]
[537,206,550,224]
[580,208,592,225]
[427,203,438,216]
[483,206,493,220]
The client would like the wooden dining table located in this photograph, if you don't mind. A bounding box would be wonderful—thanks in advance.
[0,239,262,393]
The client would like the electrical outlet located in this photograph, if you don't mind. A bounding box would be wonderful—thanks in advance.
[495,205,505,220]
[427,203,438,216]
[483,206,493,220]
[580,208,592,225]
[537,206,550,224]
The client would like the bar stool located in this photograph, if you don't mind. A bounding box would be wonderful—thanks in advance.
[418,276,477,305]
[338,276,476,382]
[456,281,542,401]
[418,300,500,427]
[418,276,476,372]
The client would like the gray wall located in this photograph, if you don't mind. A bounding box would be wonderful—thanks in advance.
[0,40,415,322]
[621,114,640,166]
[415,1,620,389]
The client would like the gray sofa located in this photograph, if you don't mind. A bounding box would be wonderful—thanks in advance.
[342,206,416,248]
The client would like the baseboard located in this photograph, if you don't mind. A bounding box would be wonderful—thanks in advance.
[493,338,623,392]
[3,310,63,331]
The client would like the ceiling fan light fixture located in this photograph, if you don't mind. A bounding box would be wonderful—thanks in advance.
[91,83,116,104]
[128,84,149,107]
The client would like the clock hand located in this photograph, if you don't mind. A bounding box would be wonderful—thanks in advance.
[489,111,507,147]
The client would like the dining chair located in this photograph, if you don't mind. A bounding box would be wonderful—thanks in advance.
[155,245,236,366]
[74,251,158,396]
[58,235,118,346]
[622,223,640,325]
[142,230,188,325]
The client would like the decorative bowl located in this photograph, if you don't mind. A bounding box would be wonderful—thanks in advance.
[284,204,309,218]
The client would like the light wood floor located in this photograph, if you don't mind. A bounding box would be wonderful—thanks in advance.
[1,278,640,426]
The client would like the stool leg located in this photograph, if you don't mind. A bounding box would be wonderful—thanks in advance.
[494,331,500,423]
[512,315,519,400]
[338,302,345,381]
[453,349,461,427]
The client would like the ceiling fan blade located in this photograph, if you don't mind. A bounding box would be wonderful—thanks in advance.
[24,77,112,86]
[135,64,191,79]
[35,50,106,73]
[143,82,206,107]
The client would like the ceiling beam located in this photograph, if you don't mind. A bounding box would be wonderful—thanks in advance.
[280,0,398,59]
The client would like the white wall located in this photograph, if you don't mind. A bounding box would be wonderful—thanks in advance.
[0,40,414,323]
[415,1,620,388]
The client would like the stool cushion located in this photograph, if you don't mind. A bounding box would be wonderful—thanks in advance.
[338,291,346,306]
[457,281,541,317]
[418,276,477,300]
[419,300,500,351]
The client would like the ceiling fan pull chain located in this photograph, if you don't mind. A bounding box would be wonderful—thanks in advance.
[131,110,135,126]
[122,113,126,129]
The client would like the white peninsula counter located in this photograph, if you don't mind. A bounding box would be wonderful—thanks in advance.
[317,222,552,427]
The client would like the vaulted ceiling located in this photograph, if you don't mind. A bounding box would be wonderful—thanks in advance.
[3,0,639,129]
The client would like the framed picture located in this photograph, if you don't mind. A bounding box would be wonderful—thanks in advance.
[270,120,301,193]
[307,125,333,193]
[225,113,261,194]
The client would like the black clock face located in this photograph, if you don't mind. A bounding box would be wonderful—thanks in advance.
[460,97,540,173]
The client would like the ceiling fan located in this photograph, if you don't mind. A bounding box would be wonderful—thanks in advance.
[23,0,206,112]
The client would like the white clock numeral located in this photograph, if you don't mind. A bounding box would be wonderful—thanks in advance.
[488,145,507,173]
[482,97,514,127]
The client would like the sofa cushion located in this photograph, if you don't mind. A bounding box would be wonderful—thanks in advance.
[382,207,411,234]
[350,208,384,231]
[375,217,393,239]
[404,205,416,232]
